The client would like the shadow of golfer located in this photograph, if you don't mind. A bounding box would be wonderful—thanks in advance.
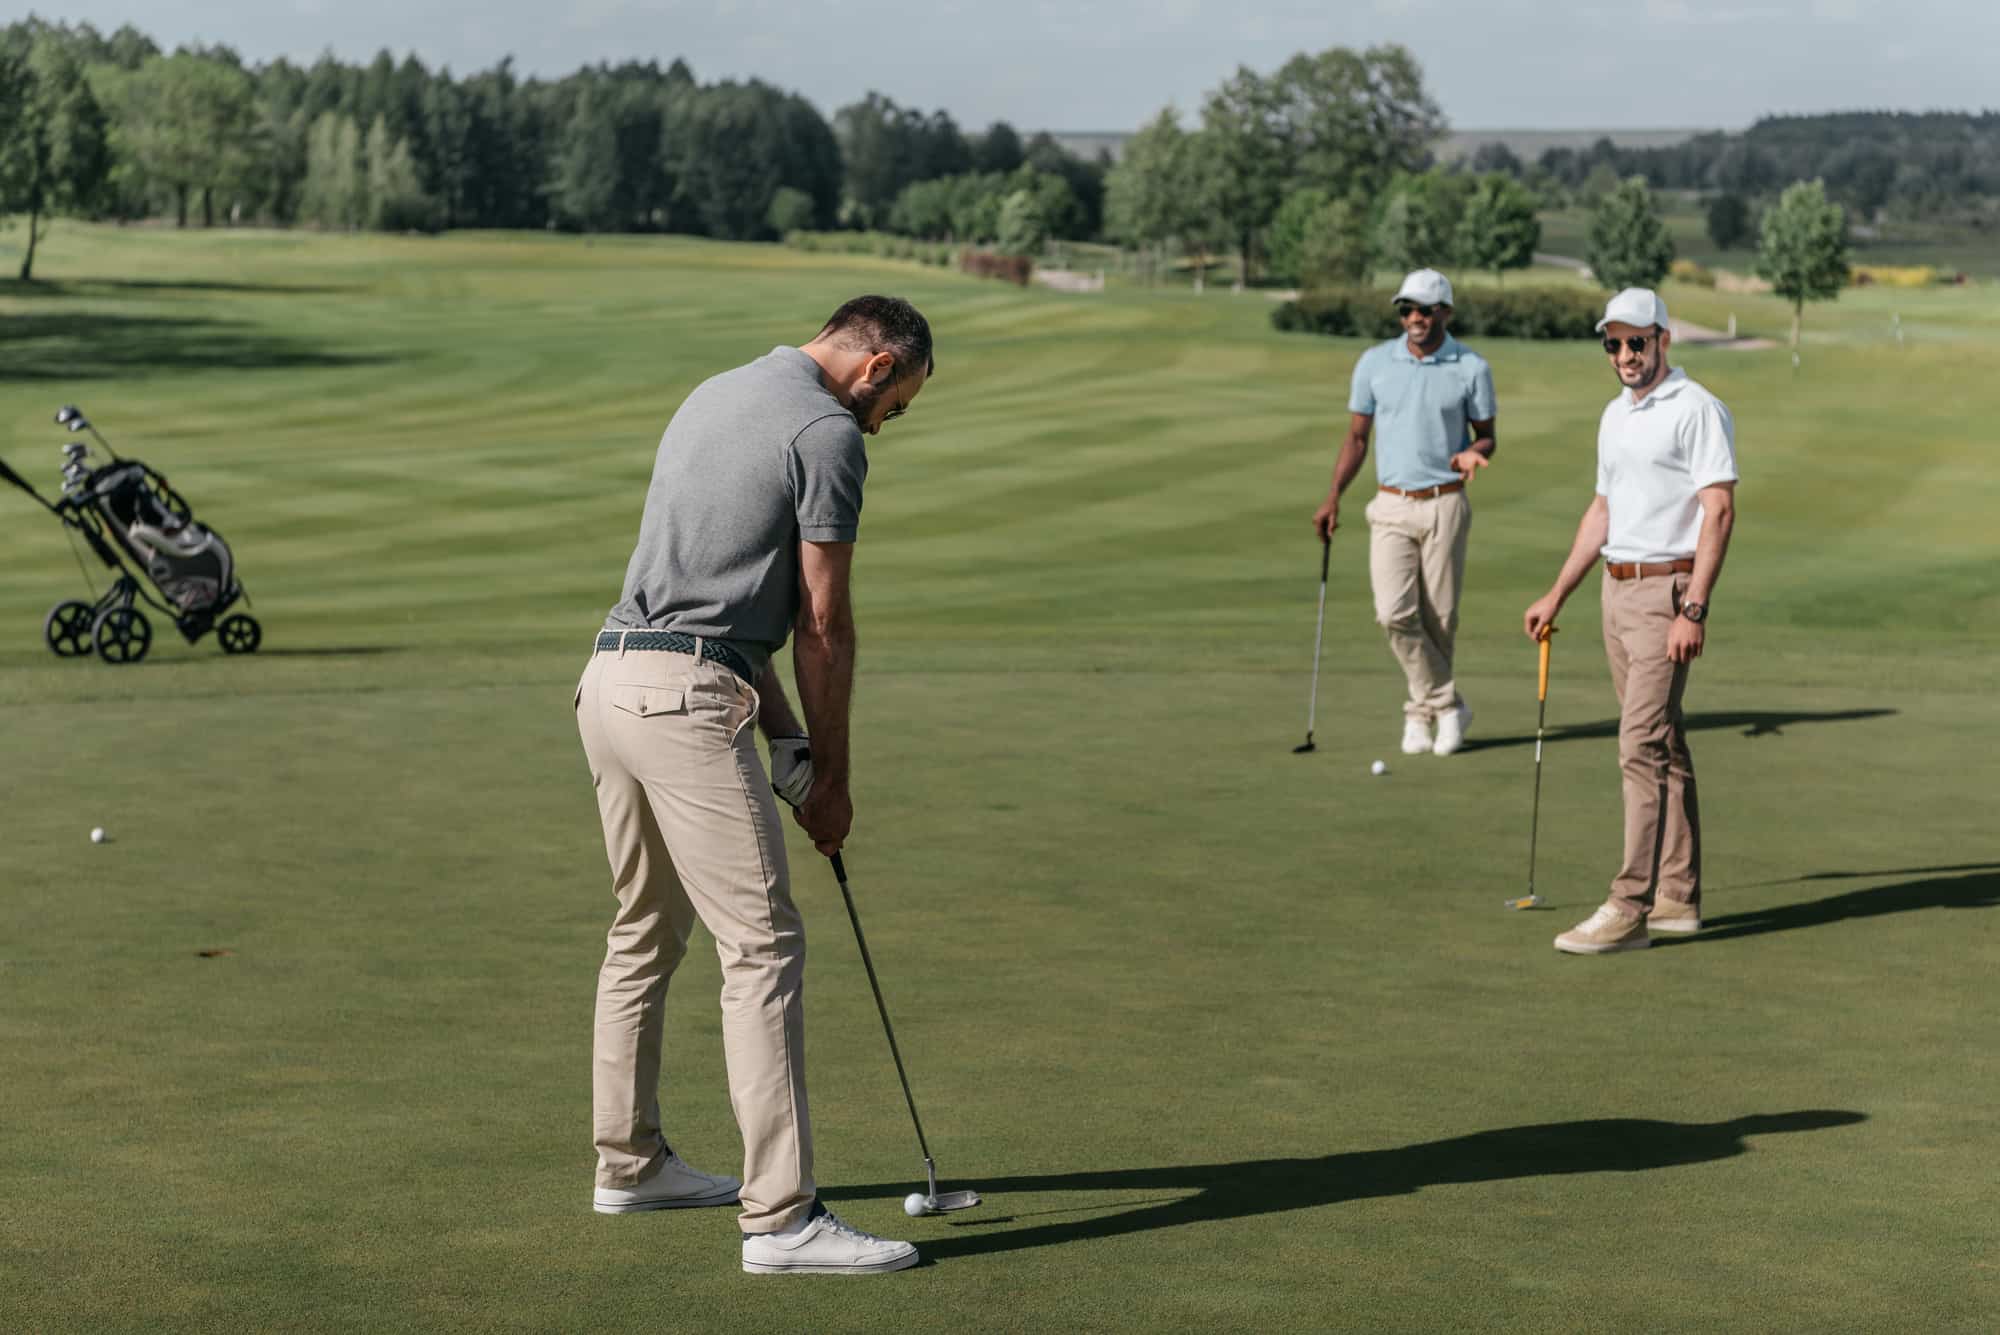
[1460,708,1896,753]
[830,1110,1864,1262]
[1726,861,2000,891]
[1669,869,1999,945]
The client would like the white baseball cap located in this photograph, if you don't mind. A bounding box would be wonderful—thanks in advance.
[1392,269,1453,307]
[1597,287,1670,332]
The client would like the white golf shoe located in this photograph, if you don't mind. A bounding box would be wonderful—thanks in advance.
[742,1204,919,1275]
[592,1152,740,1214]
[1554,904,1651,955]
[1432,701,1472,756]
[1400,718,1434,755]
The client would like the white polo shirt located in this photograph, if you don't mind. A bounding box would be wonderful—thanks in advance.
[1596,368,1737,563]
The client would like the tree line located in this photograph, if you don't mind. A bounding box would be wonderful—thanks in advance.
[0,16,1109,278]
[1470,111,2000,225]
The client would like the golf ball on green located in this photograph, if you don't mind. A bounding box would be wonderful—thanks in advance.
[903,1192,927,1217]
[1370,760,1388,776]
[90,827,107,843]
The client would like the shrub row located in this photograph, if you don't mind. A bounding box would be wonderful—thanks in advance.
[1670,258,1718,289]
[959,250,1033,286]
[1851,263,1938,287]
[784,230,955,266]
[1272,286,1605,341]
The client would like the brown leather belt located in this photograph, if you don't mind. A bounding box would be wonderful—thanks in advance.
[1378,481,1464,499]
[1606,559,1694,580]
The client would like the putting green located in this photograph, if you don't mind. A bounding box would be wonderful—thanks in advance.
[0,226,1994,1333]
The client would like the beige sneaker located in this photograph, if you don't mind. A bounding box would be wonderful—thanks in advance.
[1401,718,1434,755]
[1648,898,1702,934]
[1554,905,1650,955]
[593,1152,740,1213]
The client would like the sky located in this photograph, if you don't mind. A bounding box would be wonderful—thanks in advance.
[24,0,1999,133]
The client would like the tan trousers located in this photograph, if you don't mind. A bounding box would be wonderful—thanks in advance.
[574,644,814,1233]
[1365,489,1471,721]
[1601,571,1701,917]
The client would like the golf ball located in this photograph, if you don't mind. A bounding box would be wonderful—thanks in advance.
[90,827,107,844]
[903,1192,928,1217]
[1370,760,1388,776]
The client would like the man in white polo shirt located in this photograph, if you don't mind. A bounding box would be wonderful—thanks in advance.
[1523,288,1738,955]
[1312,268,1498,757]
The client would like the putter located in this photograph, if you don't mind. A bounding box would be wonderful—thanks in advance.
[1293,535,1332,753]
[1506,626,1558,910]
[828,853,981,1216]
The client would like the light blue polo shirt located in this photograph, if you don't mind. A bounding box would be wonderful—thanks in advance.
[1347,334,1497,491]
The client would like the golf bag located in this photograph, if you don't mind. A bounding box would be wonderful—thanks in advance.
[0,405,261,664]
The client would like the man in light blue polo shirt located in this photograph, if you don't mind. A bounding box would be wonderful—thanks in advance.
[1312,268,1498,756]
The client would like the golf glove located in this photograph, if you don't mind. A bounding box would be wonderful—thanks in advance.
[768,736,814,808]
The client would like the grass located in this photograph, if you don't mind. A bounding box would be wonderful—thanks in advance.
[0,222,1996,1333]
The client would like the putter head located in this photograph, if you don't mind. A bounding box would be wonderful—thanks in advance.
[923,1189,981,1214]
[1292,737,1316,754]
[1503,894,1543,911]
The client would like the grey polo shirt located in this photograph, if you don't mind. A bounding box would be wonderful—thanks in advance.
[604,346,867,677]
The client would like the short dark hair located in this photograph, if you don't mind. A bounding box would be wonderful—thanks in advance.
[816,295,935,379]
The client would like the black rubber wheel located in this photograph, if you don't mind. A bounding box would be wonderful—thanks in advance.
[43,600,95,657]
[217,613,262,655]
[94,607,153,664]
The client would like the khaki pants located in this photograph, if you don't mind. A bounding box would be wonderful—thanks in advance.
[1365,489,1471,721]
[1601,571,1701,917]
[574,644,813,1233]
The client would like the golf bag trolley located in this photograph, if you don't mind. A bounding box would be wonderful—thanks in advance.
[0,405,261,665]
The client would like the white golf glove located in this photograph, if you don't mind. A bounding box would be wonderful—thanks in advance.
[768,736,814,808]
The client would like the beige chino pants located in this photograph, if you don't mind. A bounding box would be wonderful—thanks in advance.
[574,644,814,1233]
[1365,488,1471,722]
[1600,571,1702,917]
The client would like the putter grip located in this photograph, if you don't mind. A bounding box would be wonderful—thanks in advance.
[1537,629,1556,702]
[830,852,847,882]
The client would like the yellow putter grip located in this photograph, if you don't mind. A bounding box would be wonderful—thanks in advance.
[1537,627,1557,702]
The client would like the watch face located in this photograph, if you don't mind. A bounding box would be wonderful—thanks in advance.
[1681,602,1706,623]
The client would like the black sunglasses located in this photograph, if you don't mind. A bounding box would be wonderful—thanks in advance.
[1397,302,1443,319]
[1602,335,1654,355]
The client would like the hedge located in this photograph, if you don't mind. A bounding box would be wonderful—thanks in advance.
[1272,287,1604,340]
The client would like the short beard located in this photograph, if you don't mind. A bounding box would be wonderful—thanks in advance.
[1618,348,1665,392]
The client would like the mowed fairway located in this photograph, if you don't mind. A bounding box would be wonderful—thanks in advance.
[1,226,1996,1333]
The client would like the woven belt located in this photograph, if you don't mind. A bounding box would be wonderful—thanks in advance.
[595,630,752,680]
[1379,481,1464,499]
[1606,559,1695,580]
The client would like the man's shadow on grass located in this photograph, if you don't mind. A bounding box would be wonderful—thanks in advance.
[1461,708,1895,753]
[831,1111,1864,1262]
[1669,866,2000,945]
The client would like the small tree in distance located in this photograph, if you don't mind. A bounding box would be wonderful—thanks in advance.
[1454,173,1540,284]
[1757,178,1849,352]
[1706,192,1752,251]
[1586,176,1674,290]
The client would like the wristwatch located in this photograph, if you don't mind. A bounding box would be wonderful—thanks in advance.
[1680,601,1707,624]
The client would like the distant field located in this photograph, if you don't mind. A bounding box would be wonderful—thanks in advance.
[0,225,1995,1334]
[1537,206,2000,279]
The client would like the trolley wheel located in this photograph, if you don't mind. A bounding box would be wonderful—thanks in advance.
[93,607,152,664]
[43,600,96,657]
[217,613,262,655]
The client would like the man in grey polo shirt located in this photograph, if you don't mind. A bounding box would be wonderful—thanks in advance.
[1524,288,1738,955]
[574,295,933,1274]
[1312,268,1498,757]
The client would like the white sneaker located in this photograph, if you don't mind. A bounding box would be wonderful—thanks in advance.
[742,1204,919,1275]
[1432,701,1472,756]
[1400,718,1434,755]
[1554,904,1651,955]
[593,1152,740,1214]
